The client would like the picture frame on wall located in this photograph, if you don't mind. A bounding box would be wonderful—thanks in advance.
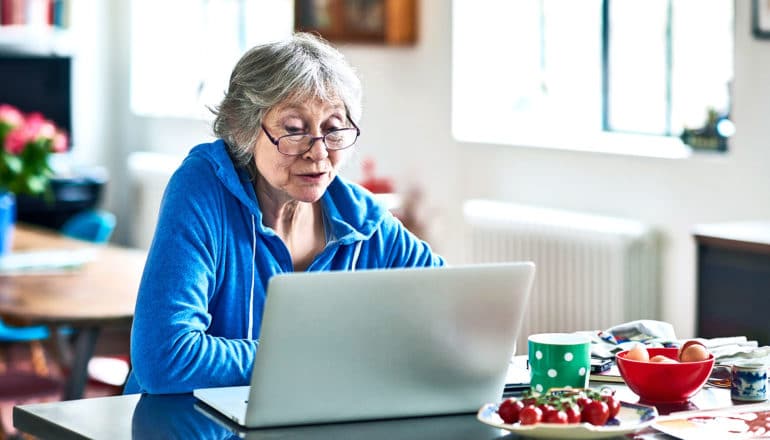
[294,0,416,45]
[295,0,335,39]
[295,0,385,43]
[753,0,770,38]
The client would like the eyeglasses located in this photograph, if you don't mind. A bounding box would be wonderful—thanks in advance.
[261,117,360,156]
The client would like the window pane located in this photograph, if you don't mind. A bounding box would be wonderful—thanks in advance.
[452,0,542,140]
[606,0,669,135]
[130,0,208,118]
[540,0,604,134]
[131,0,293,119]
[671,0,734,134]
[453,0,602,144]
[196,1,245,115]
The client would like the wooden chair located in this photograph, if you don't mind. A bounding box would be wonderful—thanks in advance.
[0,320,62,439]
[0,320,50,376]
[0,209,119,437]
[60,209,116,244]
[59,210,130,392]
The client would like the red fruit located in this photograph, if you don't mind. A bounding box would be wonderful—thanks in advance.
[581,400,610,426]
[562,402,581,424]
[497,398,524,424]
[601,394,621,419]
[543,409,569,424]
[539,404,557,420]
[538,403,555,414]
[519,405,543,425]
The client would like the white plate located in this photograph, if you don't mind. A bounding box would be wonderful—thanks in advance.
[476,400,658,439]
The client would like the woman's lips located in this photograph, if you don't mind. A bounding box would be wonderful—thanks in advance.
[297,171,327,182]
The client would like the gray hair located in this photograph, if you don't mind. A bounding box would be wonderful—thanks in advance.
[212,32,363,169]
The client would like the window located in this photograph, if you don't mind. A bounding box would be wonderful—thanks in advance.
[452,0,734,157]
[130,0,294,119]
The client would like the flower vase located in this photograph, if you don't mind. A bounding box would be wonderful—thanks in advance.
[0,191,15,256]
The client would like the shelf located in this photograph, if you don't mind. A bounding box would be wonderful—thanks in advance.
[0,25,73,55]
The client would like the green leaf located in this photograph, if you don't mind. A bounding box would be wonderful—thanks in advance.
[2,154,22,174]
[0,135,55,197]
[24,174,47,195]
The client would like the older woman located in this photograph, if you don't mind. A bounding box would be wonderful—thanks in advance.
[124,33,444,394]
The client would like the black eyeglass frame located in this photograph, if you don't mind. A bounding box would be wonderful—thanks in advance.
[261,116,361,156]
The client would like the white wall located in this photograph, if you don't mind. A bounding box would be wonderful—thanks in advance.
[80,1,768,339]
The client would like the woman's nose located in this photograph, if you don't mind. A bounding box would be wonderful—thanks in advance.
[303,136,329,160]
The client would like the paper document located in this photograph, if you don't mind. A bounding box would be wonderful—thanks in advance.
[0,248,98,275]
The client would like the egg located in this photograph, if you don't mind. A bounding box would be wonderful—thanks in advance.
[650,354,679,363]
[678,340,706,360]
[679,341,710,362]
[625,344,650,362]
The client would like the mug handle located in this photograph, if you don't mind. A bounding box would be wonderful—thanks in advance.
[708,364,732,388]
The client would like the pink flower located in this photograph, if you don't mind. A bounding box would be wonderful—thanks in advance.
[0,104,23,127]
[1,104,68,197]
[4,125,32,154]
[24,112,57,140]
[52,131,68,153]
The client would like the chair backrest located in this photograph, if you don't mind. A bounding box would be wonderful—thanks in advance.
[60,209,116,244]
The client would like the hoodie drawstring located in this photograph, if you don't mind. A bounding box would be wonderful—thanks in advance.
[351,240,362,272]
[249,215,363,335]
[248,215,256,339]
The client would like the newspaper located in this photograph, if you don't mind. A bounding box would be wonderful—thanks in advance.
[583,319,769,366]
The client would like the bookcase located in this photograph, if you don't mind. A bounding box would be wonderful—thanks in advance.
[0,0,71,54]
[294,0,417,45]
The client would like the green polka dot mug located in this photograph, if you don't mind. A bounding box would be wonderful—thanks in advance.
[528,333,591,393]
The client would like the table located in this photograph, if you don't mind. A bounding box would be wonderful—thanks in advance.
[693,221,770,346]
[0,225,146,400]
[12,382,746,440]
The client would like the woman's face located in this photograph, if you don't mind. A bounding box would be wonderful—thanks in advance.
[254,97,355,204]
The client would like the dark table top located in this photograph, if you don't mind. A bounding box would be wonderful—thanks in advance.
[13,383,743,440]
[13,393,509,440]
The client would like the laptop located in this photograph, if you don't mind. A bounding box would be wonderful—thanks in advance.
[193,262,536,428]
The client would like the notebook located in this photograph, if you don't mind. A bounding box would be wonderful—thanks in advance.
[193,262,536,428]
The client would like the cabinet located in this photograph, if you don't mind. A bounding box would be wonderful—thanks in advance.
[693,221,770,346]
[294,0,417,45]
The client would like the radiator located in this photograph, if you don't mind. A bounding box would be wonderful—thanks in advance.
[463,200,659,354]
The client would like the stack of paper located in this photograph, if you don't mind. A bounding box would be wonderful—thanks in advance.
[0,248,98,275]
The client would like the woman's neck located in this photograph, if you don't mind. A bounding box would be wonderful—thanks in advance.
[255,183,311,234]
[254,177,325,270]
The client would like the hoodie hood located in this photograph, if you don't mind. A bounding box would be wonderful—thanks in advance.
[187,140,389,244]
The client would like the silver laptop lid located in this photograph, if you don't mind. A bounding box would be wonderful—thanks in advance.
[244,262,536,428]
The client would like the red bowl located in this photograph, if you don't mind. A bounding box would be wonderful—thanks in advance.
[616,347,714,403]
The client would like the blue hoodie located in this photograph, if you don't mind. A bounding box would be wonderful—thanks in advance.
[124,140,444,394]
